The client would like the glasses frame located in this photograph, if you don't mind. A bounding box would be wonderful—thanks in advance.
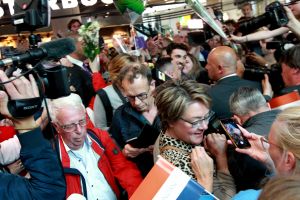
[260,136,285,152]
[126,87,150,102]
[59,118,87,132]
[180,110,213,129]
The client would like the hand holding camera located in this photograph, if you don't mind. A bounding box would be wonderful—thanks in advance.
[0,71,39,133]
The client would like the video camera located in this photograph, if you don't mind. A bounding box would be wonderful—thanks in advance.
[0,0,73,118]
[237,1,289,35]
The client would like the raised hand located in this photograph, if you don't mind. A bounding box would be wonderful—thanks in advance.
[228,125,274,170]
[191,146,214,192]
[204,133,229,173]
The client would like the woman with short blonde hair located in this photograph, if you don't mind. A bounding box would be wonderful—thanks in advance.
[154,79,235,200]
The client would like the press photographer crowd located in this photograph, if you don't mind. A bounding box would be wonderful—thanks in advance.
[1,0,300,199]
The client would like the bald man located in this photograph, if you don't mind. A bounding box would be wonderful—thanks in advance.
[206,46,262,119]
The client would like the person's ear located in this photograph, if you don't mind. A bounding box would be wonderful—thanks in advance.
[218,64,224,73]
[285,151,297,173]
[292,68,300,75]
[150,80,156,89]
[52,122,60,133]
[232,115,242,125]
[169,121,175,128]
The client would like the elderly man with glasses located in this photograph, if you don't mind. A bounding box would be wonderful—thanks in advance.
[109,64,161,177]
[50,93,142,200]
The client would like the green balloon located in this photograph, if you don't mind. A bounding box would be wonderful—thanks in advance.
[114,0,145,14]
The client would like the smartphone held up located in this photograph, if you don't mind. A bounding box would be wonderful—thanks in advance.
[220,119,251,149]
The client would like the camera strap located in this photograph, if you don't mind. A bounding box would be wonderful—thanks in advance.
[8,97,42,119]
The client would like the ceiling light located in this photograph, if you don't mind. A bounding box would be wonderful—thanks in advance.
[101,0,113,4]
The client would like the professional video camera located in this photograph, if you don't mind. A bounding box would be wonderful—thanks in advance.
[0,0,74,118]
[237,1,289,35]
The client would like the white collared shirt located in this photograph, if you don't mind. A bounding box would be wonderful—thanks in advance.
[66,55,84,69]
[62,137,117,200]
[218,73,237,82]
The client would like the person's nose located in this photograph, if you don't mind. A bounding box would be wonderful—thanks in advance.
[179,57,185,64]
[197,120,209,130]
[74,123,83,133]
[202,121,208,130]
[134,97,142,105]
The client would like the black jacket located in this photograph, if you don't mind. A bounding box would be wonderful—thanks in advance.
[208,75,262,119]
[109,102,161,177]
[66,65,94,107]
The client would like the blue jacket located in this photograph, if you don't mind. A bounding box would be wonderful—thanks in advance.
[0,128,66,199]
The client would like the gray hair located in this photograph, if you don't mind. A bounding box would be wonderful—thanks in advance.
[49,93,85,123]
[229,87,267,116]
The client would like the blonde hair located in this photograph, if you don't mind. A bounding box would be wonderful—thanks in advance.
[108,54,140,85]
[155,80,211,132]
[49,93,85,123]
[272,106,300,173]
[259,175,300,200]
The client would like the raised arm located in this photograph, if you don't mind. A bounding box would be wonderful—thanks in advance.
[285,6,300,39]
[231,27,289,43]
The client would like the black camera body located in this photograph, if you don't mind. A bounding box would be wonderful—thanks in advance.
[34,64,70,99]
[12,0,50,32]
[238,2,288,34]
[243,64,284,93]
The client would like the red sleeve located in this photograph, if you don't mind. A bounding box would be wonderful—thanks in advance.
[0,126,16,142]
[92,72,107,91]
[95,129,143,197]
[88,96,95,110]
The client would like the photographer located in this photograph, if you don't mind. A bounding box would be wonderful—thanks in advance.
[231,2,300,43]
[278,44,300,95]
[0,71,66,199]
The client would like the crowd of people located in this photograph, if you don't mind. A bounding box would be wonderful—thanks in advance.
[1,1,300,199]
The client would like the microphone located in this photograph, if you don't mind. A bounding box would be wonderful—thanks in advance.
[0,38,76,67]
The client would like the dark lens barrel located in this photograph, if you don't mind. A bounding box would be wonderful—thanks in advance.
[237,13,270,35]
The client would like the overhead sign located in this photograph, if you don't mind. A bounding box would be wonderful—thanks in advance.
[0,0,106,18]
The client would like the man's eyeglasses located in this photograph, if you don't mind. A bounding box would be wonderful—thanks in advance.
[126,88,150,102]
[59,118,87,132]
[180,110,214,129]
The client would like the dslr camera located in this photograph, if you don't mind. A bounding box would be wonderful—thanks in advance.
[237,2,288,34]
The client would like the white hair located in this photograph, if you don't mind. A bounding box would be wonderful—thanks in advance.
[49,93,85,123]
